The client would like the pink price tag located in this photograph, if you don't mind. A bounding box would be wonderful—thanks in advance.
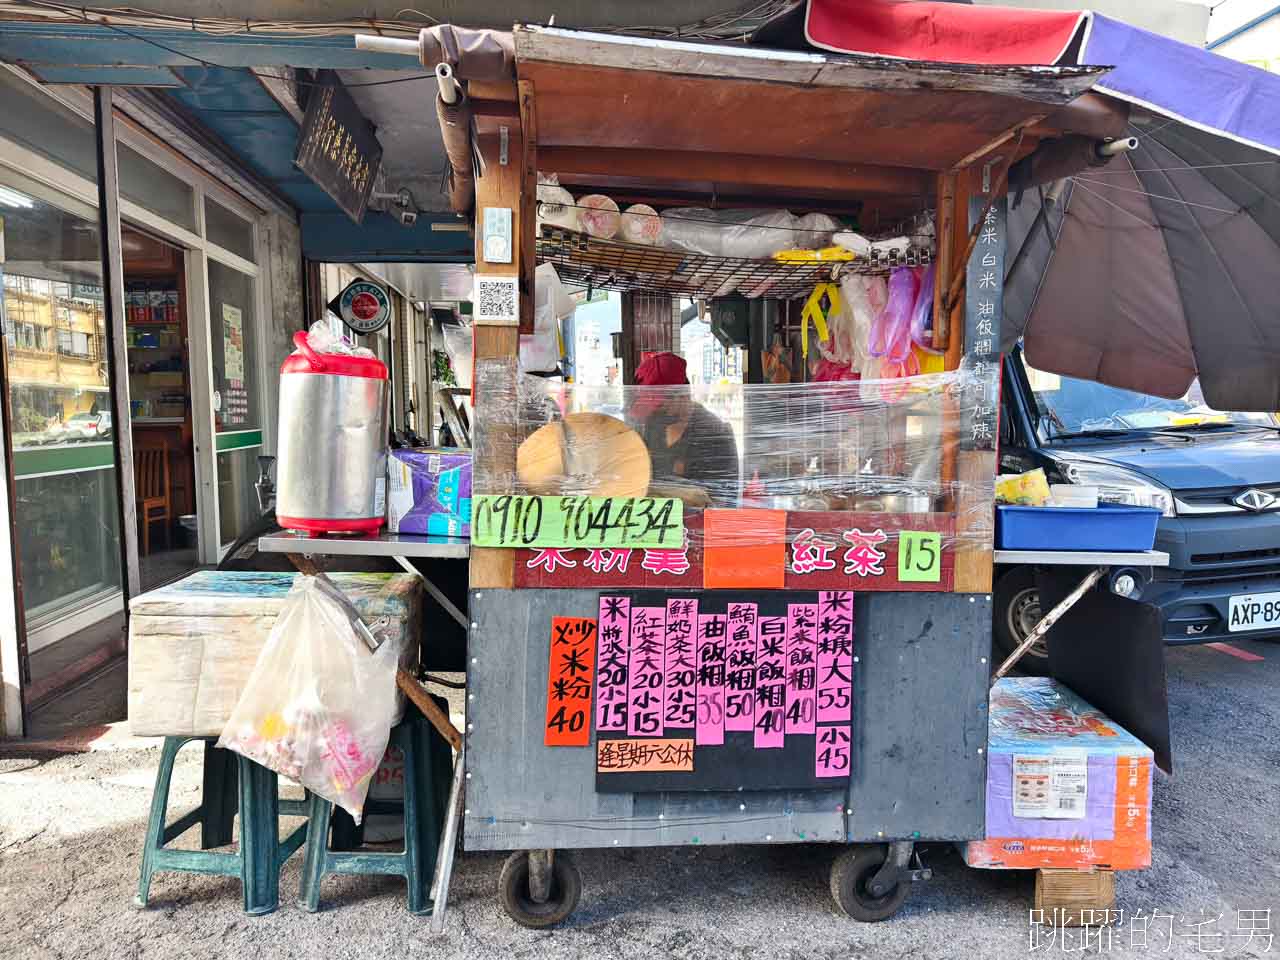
[817,591,854,724]
[816,724,853,778]
[725,602,757,733]
[785,604,818,736]
[695,613,727,746]
[596,596,631,732]
[754,615,787,748]
[627,607,666,737]
[664,598,698,730]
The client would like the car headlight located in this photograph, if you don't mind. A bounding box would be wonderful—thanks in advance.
[1053,456,1175,517]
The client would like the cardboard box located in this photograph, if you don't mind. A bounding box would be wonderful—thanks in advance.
[128,571,421,736]
[963,677,1153,871]
[387,448,472,537]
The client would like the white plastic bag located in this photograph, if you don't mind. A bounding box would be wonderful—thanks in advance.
[520,300,560,374]
[217,576,404,824]
[659,208,802,258]
[302,320,377,359]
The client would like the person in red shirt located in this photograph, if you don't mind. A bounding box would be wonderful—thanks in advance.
[628,352,740,507]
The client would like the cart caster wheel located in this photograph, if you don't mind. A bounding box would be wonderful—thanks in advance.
[498,851,582,929]
[830,845,910,922]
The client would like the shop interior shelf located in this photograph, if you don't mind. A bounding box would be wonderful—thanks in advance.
[536,226,931,299]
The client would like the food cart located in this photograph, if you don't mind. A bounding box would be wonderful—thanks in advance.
[269,22,1180,926]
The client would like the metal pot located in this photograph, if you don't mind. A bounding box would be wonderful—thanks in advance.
[853,493,933,513]
[276,331,388,534]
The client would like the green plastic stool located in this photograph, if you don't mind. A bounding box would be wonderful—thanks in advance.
[298,703,449,914]
[135,737,309,915]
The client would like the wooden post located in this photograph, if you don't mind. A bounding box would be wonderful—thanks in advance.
[932,173,956,353]
[469,108,529,589]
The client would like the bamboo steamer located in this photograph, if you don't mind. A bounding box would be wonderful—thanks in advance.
[517,413,651,498]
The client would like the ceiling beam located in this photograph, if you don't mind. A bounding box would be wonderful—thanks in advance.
[538,146,931,199]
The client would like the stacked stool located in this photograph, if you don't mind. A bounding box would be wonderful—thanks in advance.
[298,700,452,914]
[135,738,309,915]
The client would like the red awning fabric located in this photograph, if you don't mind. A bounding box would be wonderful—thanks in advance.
[805,0,1087,66]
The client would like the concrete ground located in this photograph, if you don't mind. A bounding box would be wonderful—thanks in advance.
[2,642,1277,960]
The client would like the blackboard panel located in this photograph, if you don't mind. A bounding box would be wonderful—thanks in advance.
[594,589,849,793]
[294,70,382,224]
[596,730,826,793]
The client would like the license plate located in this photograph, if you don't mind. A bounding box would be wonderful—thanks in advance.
[1228,592,1280,632]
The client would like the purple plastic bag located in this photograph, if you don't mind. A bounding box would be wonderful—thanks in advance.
[909,264,940,352]
[868,267,919,364]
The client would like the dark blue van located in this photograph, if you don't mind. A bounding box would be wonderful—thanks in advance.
[995,347,1280,671]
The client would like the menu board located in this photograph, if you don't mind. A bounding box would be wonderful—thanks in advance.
[593,590,855,793]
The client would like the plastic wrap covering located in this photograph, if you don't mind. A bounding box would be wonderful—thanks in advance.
[472,358,995,557]
[127,571,421,737]
[659,209,839,259]
[964,677,1154,871]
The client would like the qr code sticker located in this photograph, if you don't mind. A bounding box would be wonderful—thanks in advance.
[474,275,518,324]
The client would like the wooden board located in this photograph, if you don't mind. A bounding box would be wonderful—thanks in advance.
[516,28,1103,174]
[1034,869,1117,927]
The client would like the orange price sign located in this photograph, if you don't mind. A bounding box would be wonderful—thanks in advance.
[544,616,599,746]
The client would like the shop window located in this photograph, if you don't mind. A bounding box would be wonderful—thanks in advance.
[0,173,121,629]
[204,197,255,261]
[118,146,197,233]
[0,70,196,232]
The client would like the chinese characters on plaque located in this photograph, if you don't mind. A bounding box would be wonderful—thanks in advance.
[962,195,1005,452]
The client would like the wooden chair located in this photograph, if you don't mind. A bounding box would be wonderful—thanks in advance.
[135,445,171,556]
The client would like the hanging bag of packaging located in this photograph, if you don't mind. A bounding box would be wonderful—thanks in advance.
[218,575,404,823]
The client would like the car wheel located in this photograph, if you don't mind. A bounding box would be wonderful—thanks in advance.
[992,567,1051,676]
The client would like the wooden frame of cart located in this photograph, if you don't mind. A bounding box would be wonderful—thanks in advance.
[348,24,1163,927]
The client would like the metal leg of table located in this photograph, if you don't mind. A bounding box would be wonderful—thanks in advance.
[992,566,1106,682]
[391,555,469,630]
[429,742,466,934]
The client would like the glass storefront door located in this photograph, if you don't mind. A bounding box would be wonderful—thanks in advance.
[0,175,122,646]
[208,258,262,547]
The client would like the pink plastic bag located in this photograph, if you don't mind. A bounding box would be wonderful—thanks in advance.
[868,268,920,364]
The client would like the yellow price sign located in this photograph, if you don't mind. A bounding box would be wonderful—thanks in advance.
[898,531,942,583]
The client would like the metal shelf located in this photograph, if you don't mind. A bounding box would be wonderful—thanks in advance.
[536,226,931,300]
[258,531,470,559]
[994,549,1169,567]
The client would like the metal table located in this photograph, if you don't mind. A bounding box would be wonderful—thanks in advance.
[257,529,470,931]
[259,530,471,560]
[991,548,1170,680]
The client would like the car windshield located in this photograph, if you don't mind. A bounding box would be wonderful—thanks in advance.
[1024,359,1276,438]
[68,413,96,421]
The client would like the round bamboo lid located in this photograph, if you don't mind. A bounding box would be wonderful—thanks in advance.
[517,413,652,498]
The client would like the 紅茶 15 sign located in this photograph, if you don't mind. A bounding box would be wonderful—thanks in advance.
[473,495,684,549]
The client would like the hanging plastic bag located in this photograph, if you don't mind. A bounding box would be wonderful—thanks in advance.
[837,274,886,371]
[867,267,920,364]
[909,263,941,353]
[520,299,561,373]
[218,576,404,824]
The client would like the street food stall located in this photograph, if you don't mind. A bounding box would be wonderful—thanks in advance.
[307,20,1181,926]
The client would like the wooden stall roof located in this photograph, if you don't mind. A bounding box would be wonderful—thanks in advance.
[514,26,1109,181]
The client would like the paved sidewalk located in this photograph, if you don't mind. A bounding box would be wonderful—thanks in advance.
[2,643,1277,960]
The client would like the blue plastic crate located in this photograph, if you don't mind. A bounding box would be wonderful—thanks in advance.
[996,502,1161,552]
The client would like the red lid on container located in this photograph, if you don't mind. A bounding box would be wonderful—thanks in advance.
[281,330,387,379]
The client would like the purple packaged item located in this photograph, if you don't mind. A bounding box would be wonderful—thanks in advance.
[387,448,472,537]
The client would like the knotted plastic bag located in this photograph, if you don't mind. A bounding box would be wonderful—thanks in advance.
[218,575,403,823]
[868,267,920,365]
